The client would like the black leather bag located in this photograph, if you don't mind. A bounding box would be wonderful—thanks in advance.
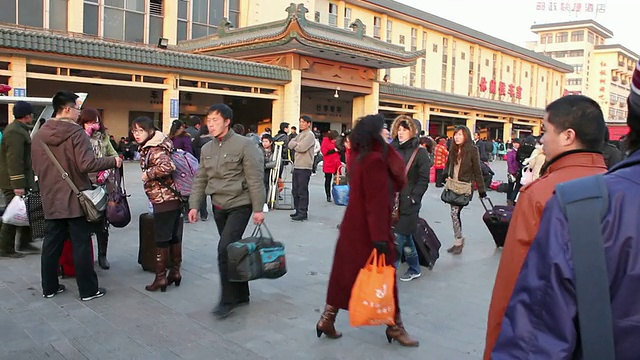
[106,167,131,228]
[440,188,471,207]
[440,161,472,207]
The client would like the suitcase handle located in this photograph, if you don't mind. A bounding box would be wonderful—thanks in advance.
[480,197,494,211]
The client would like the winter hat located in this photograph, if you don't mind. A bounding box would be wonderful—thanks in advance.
[629,59,640,132]
[12,101,33,118]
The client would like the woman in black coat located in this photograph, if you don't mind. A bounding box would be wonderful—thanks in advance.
[390,116,431,282]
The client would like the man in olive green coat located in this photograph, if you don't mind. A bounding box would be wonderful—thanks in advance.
[0,101,39,257]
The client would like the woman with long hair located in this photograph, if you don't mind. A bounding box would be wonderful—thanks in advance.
[320,130,341,202]
[132,117,184,292]
[77,108,118,269]
[444,125,486,254]
[316,114,419,347]
[169,119,193,156]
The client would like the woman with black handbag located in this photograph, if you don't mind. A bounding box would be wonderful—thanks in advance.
[441,126,486,255]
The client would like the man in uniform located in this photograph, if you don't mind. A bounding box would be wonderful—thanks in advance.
[0,101,39,257]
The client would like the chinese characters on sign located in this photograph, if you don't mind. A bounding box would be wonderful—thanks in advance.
[315,104,343,117]
[535,2,606,13]
[479,77,522,101]
[598,62,607,106]
[13,88,26,97]
[170,99,179,118]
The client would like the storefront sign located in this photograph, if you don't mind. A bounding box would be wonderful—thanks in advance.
[13,88,26,97]
[535,2,606,13]
[479,77,522,100]
[170,99,179,118]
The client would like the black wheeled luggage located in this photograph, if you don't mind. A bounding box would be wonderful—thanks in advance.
[138,213,156,272]
[481,198,514,248]
[413,217,441,269]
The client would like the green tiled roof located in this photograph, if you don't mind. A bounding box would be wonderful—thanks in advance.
[0,25,291,82]
[380,82,545,118]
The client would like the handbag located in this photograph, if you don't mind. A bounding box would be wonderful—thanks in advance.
[349,249,396,327]
[1,196,29,226]
[392,147,420,222]
[41,142,107,223]
[25,191,46,238]
[334,164,348,186]
[106,167,131,228]
[440,161,473,207]
[227,223,287,282]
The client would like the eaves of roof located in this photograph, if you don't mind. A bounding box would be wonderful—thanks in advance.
[359,0,574,73]
[0,25,291,82]
[594,44,640,61]
[379,82,545,118]
[531,19,614,38]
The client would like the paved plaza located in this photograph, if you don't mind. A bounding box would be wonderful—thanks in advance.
[0,160,511,360]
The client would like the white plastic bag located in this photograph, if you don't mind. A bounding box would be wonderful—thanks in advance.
[2,196,30,226]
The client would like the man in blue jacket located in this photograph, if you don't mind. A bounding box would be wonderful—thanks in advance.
[492,62,640,359]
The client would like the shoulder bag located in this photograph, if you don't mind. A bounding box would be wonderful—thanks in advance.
[41,142,107,223]
[440,157,472,207]
[392,147,420,222]
[106,166,131,228]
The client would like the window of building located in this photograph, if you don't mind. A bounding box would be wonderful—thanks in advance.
[541,76,545,82]
[587,31,594,44]
[556,31,568,43]
[461,52,466,60]
[566,78,582,86]
[328,3,337,27]
[176,1,239,41]
[573,64,584,73]
[485,59,489,67]
[433,44,438,52]
[422,31,427,49]
[568,50,584,57]
[451,50,456,93]
[314,11,320,22]
[399,35,405,45]
[411,28,417,51]
[2,0,68,30]
[525,71,528,78]
[441,64,447,92]
[512,60,517,83]
[410,65,416,87]
[84,0,99,35]
[421,58,426,88]
[540,33,553,44]
[343,7,351,29]
[506,65,510,73]
[599,37,604,45]
[373,16,381,39]
[102,0,145,43]
[570,30,584,42]
[386,20,392,43]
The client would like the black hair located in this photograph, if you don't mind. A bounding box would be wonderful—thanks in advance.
[233,123,245,135]
[350,114,387,156]
[280,122,289,131]
[207,104,233,122]
[188,115,201,127]
[131,116,155,133]
[248,124,257,133]
[419,136,434,153]
[52,91,79,116]
[291,126,297,131]
[199,125,209,136]
[261,134,273,142]
[169,119,185,138]
[545,95,605,151]
[448,125,475,164]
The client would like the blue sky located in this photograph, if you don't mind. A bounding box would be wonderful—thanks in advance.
[396,0,639,55]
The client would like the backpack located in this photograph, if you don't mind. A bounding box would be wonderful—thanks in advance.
[145,148,199,197]
[499,143,505,151]
[517,137,536,165]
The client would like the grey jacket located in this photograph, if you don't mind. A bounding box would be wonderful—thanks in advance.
[189,129,265,213]
[288,129,315,169]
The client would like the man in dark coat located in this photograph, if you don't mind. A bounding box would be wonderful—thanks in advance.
[0,101,38,257]
[390,115,431,281]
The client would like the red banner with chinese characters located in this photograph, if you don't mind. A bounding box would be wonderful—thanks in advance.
[607,125,629,141]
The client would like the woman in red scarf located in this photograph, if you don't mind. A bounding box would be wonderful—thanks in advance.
[315,114,419,347]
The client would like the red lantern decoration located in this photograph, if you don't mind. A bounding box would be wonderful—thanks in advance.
[0,84,12,95]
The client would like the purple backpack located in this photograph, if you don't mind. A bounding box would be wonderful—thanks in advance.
[169,149,199,196]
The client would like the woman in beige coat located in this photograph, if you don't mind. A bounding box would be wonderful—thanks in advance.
[521,139,546,185]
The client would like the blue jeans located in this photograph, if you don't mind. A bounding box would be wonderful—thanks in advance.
[394,233,420,274]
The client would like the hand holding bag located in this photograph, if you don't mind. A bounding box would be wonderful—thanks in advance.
[41,142,107,223]
[349,249,396,327]
[106,167,131,228]
[2,196,30,226]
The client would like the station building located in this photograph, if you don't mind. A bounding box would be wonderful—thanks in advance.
[0,0,573,140]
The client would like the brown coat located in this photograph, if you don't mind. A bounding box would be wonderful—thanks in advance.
[139,131,181,213]
[483,151,607,359]
[444,144,486,194]
[31,118,116,220]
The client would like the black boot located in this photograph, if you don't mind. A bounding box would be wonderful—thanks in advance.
[97,232,110,270]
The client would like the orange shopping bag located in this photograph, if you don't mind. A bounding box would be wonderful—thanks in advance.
[348,249,396,327]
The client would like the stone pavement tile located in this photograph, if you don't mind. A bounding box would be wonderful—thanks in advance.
[46,314,91,340]
[0,344,68,360]
[69,331,139,360]
[173,340,266,360]
[23,321,66,345]
[50,339,90,360]
[0,337,40,357]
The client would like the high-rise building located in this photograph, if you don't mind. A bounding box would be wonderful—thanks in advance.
[0,0,573,140]
[528,19,638,139]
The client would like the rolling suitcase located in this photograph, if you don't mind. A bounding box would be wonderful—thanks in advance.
[138,213,156,272]
[481,198,514,248]
[58,239,95,278]
[413,218,441,269]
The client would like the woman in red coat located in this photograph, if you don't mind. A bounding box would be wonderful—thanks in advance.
[321,130,341,202]
[315,114,419,347]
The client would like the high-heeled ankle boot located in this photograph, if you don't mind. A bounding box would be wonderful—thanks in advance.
[316,304,342,339]
[167,243,182,287]
[385,313,419,347]
[145,248,169,292]
[97,232,110,270]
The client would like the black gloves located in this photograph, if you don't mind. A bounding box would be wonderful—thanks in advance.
[479,191,488,198]
[373,241,389,257]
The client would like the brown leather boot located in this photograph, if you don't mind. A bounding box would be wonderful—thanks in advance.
[316,304,342,339]
[386,313,419,347]
[167,243,182,287]
[145,248,169,292]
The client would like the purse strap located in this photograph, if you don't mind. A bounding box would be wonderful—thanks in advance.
[405,147,420,176]
[115,166,127,194]
[40,142,82,196]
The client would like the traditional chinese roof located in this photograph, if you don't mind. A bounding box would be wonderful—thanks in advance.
[355,0,573,73]
[0,25,291,82]
[379,82,545,118]
[177,4,425,69]
[531,19,614,39]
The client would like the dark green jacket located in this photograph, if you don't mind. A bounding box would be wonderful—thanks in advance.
[0,120,35,190]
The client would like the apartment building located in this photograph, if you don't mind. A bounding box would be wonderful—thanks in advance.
[0,0,572,140]
[528,19,638,139]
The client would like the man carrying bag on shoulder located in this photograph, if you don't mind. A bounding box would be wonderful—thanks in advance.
[31,91,122,301]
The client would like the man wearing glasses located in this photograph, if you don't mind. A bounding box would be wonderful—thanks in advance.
[0,101,39,257]
[31,91,122,301]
